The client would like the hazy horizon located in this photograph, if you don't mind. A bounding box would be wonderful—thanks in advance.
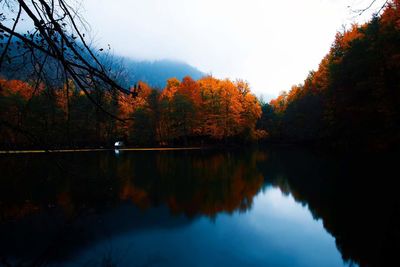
[3,0,372,98]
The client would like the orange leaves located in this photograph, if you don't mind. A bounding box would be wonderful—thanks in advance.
[161,76,201,106]
[307,56,330,93]
[0,79,40,99]
[118,81,152,119]
[270,25,357,114]
[195,77,261,139]
[157,76,262,141]
[217,79,244,137]
[242,93,262,123]
[270,91,288,113]
[178,76,201,105]
[341,25,364,50]
[161,77,180,100]
[266,3,400,148]
[381,0,400,30]
[331,24,364,64]
[0,75,262,147]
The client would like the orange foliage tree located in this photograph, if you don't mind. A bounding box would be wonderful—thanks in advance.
[0,74,263,147]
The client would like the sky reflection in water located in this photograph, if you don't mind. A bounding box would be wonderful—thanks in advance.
[2,148,394,266]
[67,187,350,267]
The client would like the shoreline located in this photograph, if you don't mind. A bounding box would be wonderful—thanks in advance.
[0,147,204,154]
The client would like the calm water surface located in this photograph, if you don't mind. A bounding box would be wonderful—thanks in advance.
[0,148,397,266]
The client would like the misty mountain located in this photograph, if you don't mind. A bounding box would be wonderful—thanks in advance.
[119,59,204,89]
[0,42,204,89]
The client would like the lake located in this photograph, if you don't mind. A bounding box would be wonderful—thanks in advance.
[0,147,398,267]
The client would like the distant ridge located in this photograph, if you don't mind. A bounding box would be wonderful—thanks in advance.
[0,42,204,89]
[120,58,204,89]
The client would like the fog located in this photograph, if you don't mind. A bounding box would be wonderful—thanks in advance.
[82,0,385,98]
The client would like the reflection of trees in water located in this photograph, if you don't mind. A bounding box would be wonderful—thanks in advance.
[118,150,265,217]
[0,150,267,266]
[261,148,399,267]
[1,148,397,266]
[0,150,266,222]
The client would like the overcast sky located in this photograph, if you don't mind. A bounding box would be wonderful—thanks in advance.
[82,0,386,98]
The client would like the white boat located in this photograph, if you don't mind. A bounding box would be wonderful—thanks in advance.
[114,141,124,148]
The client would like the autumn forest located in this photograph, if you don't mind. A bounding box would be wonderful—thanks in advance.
[1,1,400,266]
[0,76,263,148]
[1,0,399,151]
[261,0,400,151]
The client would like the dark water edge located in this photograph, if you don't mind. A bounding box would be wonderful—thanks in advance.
[0,146,398,267]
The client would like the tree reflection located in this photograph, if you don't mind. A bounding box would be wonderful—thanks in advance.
[117,151,265,217]
[260,148,399,267]
[0,149,267,265]
[0,150,267,222]
[0,148,398,266]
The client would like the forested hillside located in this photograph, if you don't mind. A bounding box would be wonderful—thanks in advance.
[2,1,399,151]
[259,1,400,151]
[0,76,263,148]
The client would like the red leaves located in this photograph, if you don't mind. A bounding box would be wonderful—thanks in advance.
[0,76,262,146]
[0,79,38,99]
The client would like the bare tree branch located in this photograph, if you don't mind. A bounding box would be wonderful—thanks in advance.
[0,0,139,123]
[0,3,21,69]
[355,0,390,16]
